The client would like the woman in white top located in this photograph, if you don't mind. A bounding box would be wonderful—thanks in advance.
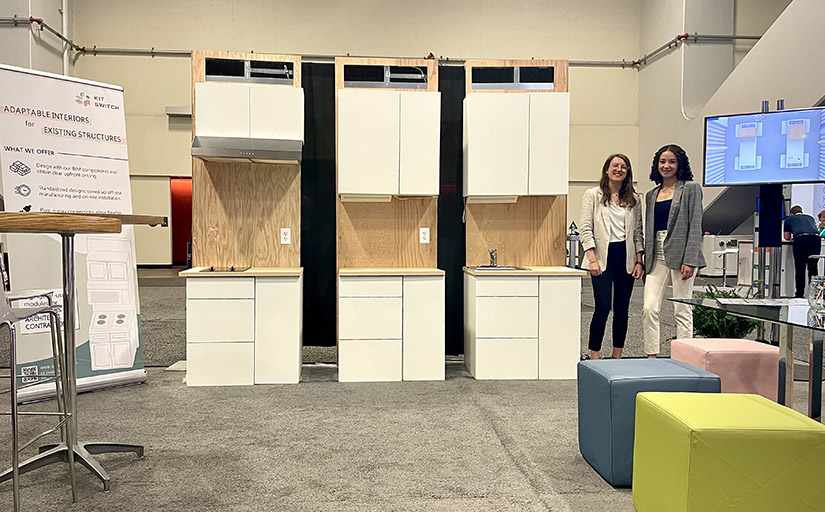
[580,154,645,359]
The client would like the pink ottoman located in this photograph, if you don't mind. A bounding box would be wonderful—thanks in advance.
[671,338,779,401]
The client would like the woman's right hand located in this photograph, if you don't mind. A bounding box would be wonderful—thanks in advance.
[588,260,602,276]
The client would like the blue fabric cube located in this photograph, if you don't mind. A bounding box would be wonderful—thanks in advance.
[577,359,720,487]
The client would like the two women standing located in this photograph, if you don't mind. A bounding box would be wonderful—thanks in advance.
[580,144,705,359]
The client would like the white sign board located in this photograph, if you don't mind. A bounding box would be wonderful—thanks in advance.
[0,63,145,392]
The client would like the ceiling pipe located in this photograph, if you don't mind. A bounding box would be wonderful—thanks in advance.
[1,17,761,71]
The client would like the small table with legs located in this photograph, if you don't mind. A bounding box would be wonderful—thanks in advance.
[0,212,165,492]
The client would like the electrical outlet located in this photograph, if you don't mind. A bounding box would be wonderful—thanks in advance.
[419,227,430,244]
[280,228,291,245]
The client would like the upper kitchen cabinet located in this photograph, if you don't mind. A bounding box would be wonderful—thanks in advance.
[336,59,440,202]
[462,60,569,203]
[192,55,304,164]
[194,83,304,142]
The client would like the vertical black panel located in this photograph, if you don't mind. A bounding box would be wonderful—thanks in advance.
[301,63,337,346]
[438,66,466,355]
[300,63,467,353]
[758,184,784,247]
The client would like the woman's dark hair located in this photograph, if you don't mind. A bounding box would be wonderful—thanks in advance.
[649,144,693,184]
[599,153,637,208]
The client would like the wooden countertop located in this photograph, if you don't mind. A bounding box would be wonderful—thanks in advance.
[339,267,445,276]
[0,212,121,234]
[180,267,303,277]
[463,266,587,277]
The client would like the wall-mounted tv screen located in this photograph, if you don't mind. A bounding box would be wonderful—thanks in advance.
[703,106,825,186]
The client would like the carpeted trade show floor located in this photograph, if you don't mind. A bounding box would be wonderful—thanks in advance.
[0,364,822,511]
[0,270,822,511]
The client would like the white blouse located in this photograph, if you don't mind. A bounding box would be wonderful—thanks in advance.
[608,200,627,243]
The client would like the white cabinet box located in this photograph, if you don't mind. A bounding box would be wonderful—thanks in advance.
[464,268,583,380]
[338,90,441,199]
[338,272,445,382]
[184,269,303,386]
[195,82,304,142]
[463,92,569,199]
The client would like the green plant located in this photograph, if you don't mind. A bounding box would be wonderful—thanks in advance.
[692,280,760,339]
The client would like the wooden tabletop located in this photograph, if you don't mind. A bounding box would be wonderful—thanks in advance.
[64,213,167,226]
[0,212,122,235]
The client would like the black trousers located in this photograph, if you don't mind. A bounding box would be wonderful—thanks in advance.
[588,241,635,352]
[793,234,821,298]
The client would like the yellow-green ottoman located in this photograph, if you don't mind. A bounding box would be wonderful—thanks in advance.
[633,393,825,512]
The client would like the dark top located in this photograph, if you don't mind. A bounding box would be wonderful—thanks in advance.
[784,213,818,237]
[654,199,672,232]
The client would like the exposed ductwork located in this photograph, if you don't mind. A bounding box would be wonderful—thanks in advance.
[0,16,760,70]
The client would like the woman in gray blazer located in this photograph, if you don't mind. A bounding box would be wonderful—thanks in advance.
[580,154,645,360]
[642,144,706,357]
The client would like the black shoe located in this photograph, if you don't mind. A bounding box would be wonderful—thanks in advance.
[580,353,591,361]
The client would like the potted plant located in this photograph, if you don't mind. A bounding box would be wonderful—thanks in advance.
[692,280,759,338]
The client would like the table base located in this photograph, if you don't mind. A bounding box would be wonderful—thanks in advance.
[0,441,143,491]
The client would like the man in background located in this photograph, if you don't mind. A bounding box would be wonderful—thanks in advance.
[784,205,822,298]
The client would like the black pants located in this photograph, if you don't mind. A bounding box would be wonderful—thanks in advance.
[588,241,635,352]
[793,234,821,298]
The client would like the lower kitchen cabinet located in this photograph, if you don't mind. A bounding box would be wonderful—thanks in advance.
[182,268,303,386]
[464,267,586,380]
[338,270,445,382]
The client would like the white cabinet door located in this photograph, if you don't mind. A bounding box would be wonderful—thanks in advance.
[194,82,249,138]
[339,276,402,297]
[476,296,539,339]
[187,342,254,386]
[255,276,302,384]
[249,86,305,142]
[473,338,538,380]
[402,275,445,381]
[186,277,254,299]
[339,297,403,339]
[399,91,440,195]
[187,299,255,342]
[474,276,538,297]
[338,89,400,195]
[528,93,569,195]
[338,339,402,382]
[463,93,529,196]
[538,276,581,379]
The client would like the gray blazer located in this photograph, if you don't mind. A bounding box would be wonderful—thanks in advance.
[644,180,706,271]
[579,187,644,274]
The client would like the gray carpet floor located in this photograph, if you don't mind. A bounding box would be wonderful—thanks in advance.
[0,270,822,511]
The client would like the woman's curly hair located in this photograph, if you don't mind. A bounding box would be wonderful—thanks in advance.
[649,144,693,184]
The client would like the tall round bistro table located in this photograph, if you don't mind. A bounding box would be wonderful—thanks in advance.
[0,212,164,492]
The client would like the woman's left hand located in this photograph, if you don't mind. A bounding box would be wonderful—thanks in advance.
[680,264,695,280]
[632,263,645,280]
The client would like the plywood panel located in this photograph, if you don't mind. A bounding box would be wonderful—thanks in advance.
[466,196,566,267]
[192,159,300,267]
[464,59,568,94]
[338,197,437,268]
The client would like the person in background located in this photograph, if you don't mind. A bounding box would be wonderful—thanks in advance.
[579,154,644,360]
[784,205,821,298]
[642,144,705,358]
[817,209,825,236]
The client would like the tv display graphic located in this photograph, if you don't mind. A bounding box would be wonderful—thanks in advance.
[703,107,825,186]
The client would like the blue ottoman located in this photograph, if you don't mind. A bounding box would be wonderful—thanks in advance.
[577,359,720,487]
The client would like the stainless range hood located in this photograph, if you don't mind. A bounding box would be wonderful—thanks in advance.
[191,136,303,164]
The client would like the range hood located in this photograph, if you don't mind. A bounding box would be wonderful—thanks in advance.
[191,136,303,164]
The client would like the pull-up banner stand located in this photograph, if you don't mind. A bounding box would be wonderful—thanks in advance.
[0,63,146,399]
